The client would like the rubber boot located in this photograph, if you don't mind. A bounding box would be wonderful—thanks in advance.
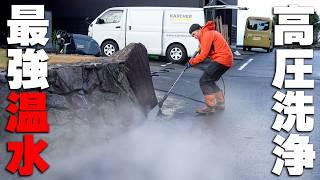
[214,91,225,110]
[196,94,216,114]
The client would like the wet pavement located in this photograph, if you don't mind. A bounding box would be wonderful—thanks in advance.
[149,48,320,180]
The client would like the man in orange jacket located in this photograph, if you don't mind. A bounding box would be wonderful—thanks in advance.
[187,21,233,114]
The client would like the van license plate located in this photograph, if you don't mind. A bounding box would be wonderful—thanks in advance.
[253,37,261,40]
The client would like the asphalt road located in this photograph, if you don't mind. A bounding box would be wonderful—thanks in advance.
[149,48,320,180]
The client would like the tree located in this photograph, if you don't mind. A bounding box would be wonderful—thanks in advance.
[310,12,320,43]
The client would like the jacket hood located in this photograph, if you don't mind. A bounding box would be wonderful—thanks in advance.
[201,21,215,33]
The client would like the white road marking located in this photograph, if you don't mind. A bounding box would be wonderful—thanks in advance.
[161,62,172,67]
[238,58,254,71]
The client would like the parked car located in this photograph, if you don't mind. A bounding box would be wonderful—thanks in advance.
[243,16,273,52]
[56,30,101,56]
[88,7,205,63]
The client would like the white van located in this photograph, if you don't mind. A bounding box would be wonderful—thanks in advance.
[88,7,205,63]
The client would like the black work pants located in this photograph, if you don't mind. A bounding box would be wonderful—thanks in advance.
[199,61,229,95]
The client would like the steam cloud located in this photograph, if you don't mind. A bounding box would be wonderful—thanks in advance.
[9,105,235,180]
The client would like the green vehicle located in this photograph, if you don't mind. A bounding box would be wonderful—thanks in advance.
[243,17,273,52]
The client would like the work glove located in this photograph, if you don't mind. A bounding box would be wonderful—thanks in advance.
[185,62,192,69]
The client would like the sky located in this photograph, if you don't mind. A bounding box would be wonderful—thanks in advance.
[236,0,320,45]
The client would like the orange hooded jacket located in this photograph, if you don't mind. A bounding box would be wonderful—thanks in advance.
[189,21,233,67]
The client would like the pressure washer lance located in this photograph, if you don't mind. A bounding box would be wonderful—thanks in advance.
[147,51,199,121]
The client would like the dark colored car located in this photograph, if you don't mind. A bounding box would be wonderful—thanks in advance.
[56,30,101,56]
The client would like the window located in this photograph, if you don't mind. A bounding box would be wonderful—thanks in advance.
[247,19,270,31]
[100,10,123,24]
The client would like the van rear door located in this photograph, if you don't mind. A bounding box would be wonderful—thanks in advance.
[126,9,163,55]
[244,18,272,49]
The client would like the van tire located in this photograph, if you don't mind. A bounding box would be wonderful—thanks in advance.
[269,43,274,52]
[266,44,273,53]
[243,46,247,51]
[101,41,119,57]
[166,44,187,64]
